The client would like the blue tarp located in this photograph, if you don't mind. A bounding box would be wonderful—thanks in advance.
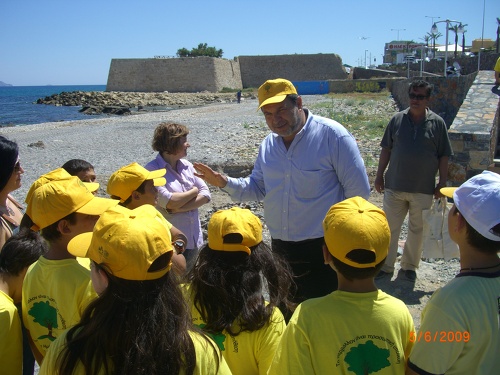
[291,81,329,95]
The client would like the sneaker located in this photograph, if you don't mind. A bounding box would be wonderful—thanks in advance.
[404,270,417,281]
[375,270,394,280]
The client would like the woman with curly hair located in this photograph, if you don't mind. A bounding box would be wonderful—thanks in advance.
[145,122,211,271]
[39,205,230,375]
[185,207,294,375]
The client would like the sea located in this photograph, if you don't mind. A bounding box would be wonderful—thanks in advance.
[0,85,107,127]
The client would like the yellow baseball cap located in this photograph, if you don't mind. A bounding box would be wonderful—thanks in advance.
[107,162,166,202]
[68,205,174,281]
[27,176,118,231]
[25,168,99,204]
[257,78,298,109]
[323,197,390,268]
[208,207,262,255]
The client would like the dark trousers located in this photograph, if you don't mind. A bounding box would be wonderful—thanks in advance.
[272,237,338,320]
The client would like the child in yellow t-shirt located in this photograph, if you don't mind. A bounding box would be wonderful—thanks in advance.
[185,207,294,375]
[107,162,188,274]
[269,197,415,375]
[22,175,117,364]
[0,230,47,374]
[39,205,230,374]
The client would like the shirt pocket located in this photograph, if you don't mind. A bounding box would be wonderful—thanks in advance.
[292,168,331,199]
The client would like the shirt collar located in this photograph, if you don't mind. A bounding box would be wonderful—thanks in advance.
[404,107,430,120]
[155,152,168,168]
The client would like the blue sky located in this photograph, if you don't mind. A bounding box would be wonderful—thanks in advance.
[1,0,499,86]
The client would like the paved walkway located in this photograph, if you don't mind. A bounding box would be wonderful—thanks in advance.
[451,70,499,133]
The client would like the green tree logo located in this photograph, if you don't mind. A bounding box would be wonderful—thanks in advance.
[196,324,226,351]
[28,301,58,341]
[344,340,390,375]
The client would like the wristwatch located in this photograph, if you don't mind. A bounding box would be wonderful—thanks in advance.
[173,240,186,254]
[172,233,188,255]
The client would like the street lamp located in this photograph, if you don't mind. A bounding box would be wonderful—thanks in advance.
[391,28,406,40]
[425,15,441,26]
[431,20,464,77]
[364,49,368,68]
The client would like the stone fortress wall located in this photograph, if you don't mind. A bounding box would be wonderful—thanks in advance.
[237,54,347,88]
[106,54,347,92]
[106,57,242,93]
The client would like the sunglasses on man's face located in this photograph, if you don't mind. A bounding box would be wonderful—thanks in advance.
[409,93,429,100]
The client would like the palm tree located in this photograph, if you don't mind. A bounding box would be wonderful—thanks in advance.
[420,35,431,60]
[427,31,442,58]
[460,24,468,56]
[496,17,499,53]
[449,25,460,58]
[421,34,430,48]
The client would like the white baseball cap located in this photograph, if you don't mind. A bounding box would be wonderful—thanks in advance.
[441,171,500,241]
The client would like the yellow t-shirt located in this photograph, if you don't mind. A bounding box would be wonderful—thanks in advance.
[269,290,415,375]
[39,329,232,375]
[494,56,500,73]
[22,256,96,358]
[0,290,22,375]
[185,284,286,375]
[409,272,500,375]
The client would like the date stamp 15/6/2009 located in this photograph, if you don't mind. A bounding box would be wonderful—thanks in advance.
[409,331,470,343]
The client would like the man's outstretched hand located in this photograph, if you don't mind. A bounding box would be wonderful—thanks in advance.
[193,162,228,188]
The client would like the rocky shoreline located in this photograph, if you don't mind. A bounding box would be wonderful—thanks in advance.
[36,91,254,115]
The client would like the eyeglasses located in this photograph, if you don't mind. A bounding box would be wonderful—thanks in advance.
[14,161,22,172]
[409,93,429,100]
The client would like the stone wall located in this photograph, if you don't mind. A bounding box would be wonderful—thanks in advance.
[391,73,477,127]
[106,57,242,92]
[352,68,401,80]
[238,54,347,88]
[106,53,499,93]
[446,71,500,185]
[106,54,346,92]
[328,77,406,93]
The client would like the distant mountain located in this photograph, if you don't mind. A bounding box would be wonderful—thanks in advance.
[0,81,13,87]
